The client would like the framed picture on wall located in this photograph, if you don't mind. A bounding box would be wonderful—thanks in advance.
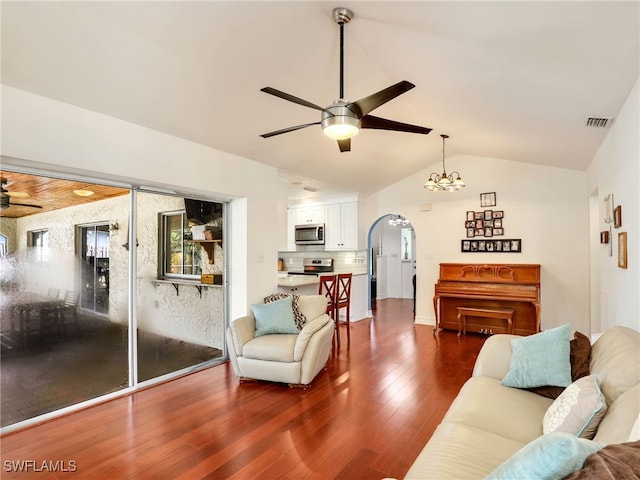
[604,193,614,223]
[614,205,622,228]
[618,232,627,268]
[480,192,496,207]
[466,211,475,221]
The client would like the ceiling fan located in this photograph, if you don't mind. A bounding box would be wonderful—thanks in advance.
[260,7,432,152]
[1,178,43,210]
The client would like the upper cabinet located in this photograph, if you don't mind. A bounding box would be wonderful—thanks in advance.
[294,206,325,225]
[325,202,359,251]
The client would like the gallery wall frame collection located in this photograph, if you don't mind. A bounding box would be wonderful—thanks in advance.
[462,192,521,253]
[602,193,627,269]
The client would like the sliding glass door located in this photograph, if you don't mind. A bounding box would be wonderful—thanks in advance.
[0,169,227,431]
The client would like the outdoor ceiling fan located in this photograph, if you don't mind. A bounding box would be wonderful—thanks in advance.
[260,7,432,152]
[0,178,43,210]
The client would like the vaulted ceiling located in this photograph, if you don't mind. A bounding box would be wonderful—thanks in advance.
[2,2,638,200]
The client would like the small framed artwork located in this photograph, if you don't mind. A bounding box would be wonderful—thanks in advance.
[461,240,471,252]
[600,230,609,244]
[618,232,627,269]
[484,210,493,220]
[461,238,521,253]
[493,228,504,236]
[604,194,614,224]
[614,205,622,228]
[466,211,475,221]
[480,192,496,208]
[502,241,511,252]
[510,239,521,252]
[470,241,479,251]
[474,228,484,236]
[492,211,504,219]
[484,227,493,237]
[494,218,503,228]
[478,240,486,251]
[465,221,474,228]
[474,212,484,220]
[466,228,475,238]
[475,219,483,229]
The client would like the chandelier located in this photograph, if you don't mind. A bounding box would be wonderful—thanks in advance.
[388,215,410,227]
[423,134,466,192]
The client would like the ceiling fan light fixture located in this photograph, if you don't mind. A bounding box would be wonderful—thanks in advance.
[73,189,94,197]
[321,101,361,140]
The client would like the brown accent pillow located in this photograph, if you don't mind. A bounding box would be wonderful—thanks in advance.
[561,441,640,480]
[528,331,592,399]
[263,293,306,329]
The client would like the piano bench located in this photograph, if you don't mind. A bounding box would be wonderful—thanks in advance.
[456,307,514,337]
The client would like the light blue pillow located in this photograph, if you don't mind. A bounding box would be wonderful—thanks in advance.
[502,323,572,388]
[252,296,299,336]
[485,432,603,480]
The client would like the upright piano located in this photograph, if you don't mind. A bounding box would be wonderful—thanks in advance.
[433,263,541,336]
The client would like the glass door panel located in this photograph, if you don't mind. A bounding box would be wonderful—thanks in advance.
[136,192,225,383]
[0,171,130,428]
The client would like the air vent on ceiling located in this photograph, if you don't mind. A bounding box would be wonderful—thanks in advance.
[586,116,613,128]
[303,186,318,192]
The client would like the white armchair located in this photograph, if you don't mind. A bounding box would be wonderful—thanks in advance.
[226,295,334,388]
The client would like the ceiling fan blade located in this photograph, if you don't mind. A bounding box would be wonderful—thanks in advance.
[260,122,321,138]
[10,202,43,209]
[361,115,432,135]
[260,87,326,112]
[337,138,351,152]
[350,80,416,117]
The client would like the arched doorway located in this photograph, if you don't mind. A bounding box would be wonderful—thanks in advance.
[367,214,416,316]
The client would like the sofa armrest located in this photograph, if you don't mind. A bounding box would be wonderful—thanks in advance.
[472,334,519,380]
[228,315,256,357]
[294,314,331,361]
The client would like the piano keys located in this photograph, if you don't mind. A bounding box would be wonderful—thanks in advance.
[433,263,541,336]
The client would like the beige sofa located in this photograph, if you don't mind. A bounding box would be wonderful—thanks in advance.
[227,295,334,388]
[405,326,640,479]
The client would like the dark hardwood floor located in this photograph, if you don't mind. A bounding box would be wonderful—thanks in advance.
[0,299,486,479]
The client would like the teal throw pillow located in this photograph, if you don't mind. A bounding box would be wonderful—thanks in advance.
[252,296,299,337]
[485,432,603,480]
[502,323,572,388]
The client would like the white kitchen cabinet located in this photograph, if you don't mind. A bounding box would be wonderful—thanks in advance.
[294,206,325,225]
[325,202,359,251]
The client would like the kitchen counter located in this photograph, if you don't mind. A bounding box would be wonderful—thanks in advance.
[277,275,320,288]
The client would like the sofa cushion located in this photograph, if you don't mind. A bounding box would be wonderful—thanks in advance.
[560,440,640,480]
[442,376,553,445]
[590,326,640,406]
[593,383,640,445]
[529,330,592,399]
[297,294,328,320]
[485,432,603,480]
[242,334,297,362]
[252,296,299,336]
[404,421,525,480]
[264,292,306,329]
[543,375,607,439]
[502,323,572,389]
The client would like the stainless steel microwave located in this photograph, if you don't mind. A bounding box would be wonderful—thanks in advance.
[295,224,325,245]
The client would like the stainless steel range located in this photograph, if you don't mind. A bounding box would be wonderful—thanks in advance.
[302,258,333,275]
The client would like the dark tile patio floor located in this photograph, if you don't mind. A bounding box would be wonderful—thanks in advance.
[1,314,222,428]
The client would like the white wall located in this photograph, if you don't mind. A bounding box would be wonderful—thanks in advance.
[365,154,590,334]
[1,85,279,321]
[587,76,639,333]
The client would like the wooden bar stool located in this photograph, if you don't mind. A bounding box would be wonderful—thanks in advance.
[335,273,352,344]
[318,275,339,345]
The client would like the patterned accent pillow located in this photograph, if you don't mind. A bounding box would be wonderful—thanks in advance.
[543,374,607,439]
[264,293,306,329]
